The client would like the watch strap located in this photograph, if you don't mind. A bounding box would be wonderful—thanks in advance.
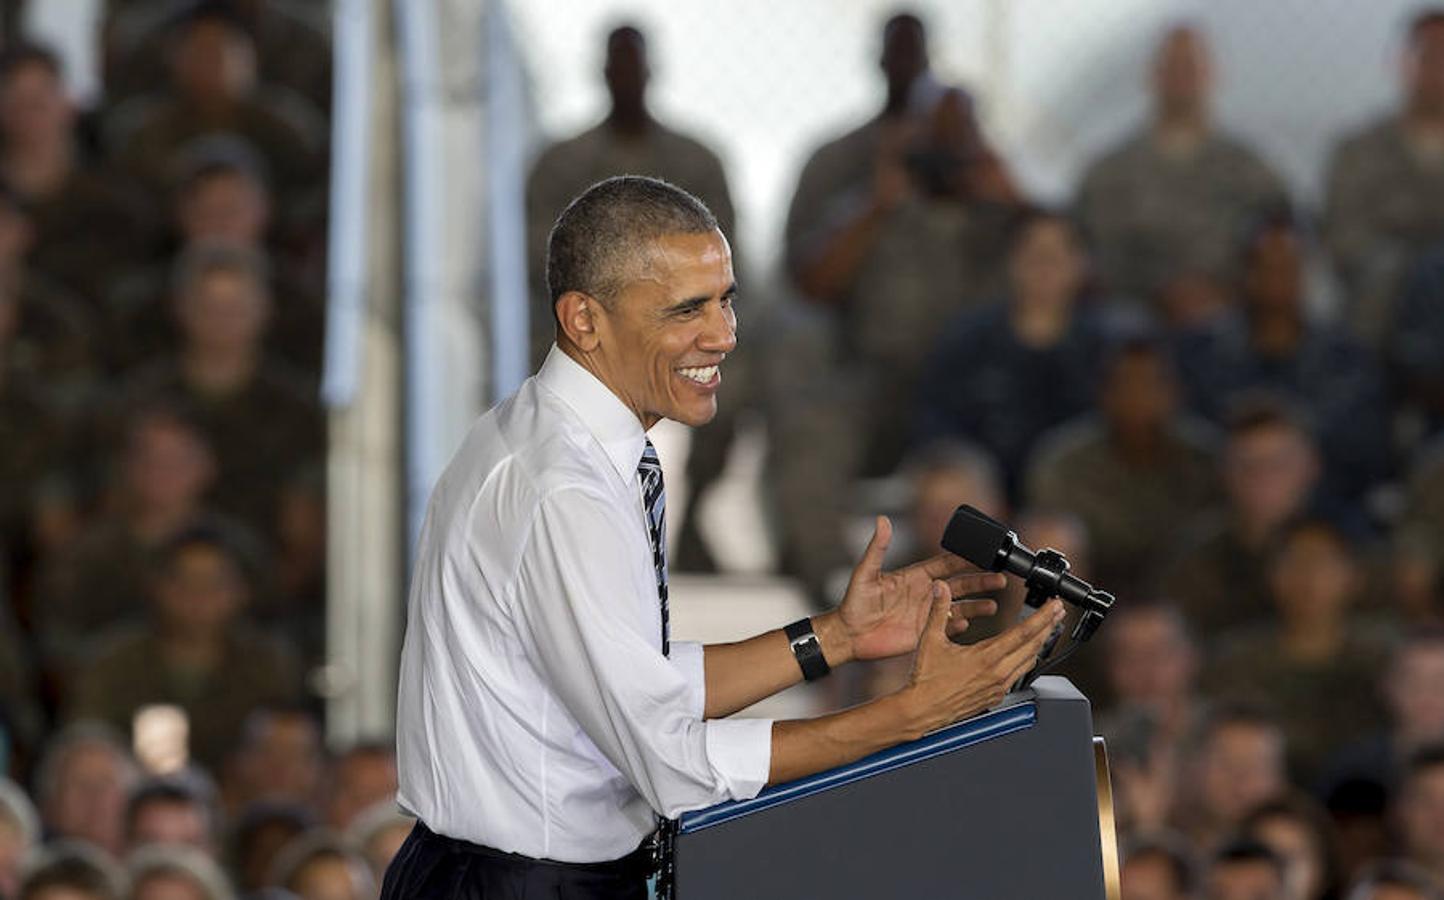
[784,617,831,682]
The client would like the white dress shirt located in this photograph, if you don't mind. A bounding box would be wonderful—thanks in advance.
[394,346,774,863]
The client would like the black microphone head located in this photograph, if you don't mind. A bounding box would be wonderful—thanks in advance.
[941,505,1013,571]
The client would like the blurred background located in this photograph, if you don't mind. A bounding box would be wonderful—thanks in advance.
[3,1,1444,898]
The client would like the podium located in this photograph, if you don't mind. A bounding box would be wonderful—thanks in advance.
[673,677,1119,899]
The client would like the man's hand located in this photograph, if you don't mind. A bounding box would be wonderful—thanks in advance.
[900,589,1066,737]
[834,516,1006,664]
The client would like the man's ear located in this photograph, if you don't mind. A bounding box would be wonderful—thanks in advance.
[555,290,601,351]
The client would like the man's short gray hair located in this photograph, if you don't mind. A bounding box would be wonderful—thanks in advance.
[545,175,718,309]
[127,845,235,900]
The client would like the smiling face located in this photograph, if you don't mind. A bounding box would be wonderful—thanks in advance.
[568,229,737,429]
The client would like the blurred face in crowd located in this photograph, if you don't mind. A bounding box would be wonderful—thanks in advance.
[1196,722,1286,828]
[1250,814,1327,900]
[0,59,73,148]
[130,871,208,900]
[1399,763,1444,867]
[1224,424,1318,533]
[1387,641,1444,742]
[173,19,257,104]
[287,852,374,900]
[1268,525,1356,634]
[1018,513,1091,579]
[178,171,270,245]
[326,749,398,829]
[880,15,928,102]
[43,741,136,855]
[604,27,649,115]
[1405,18,1444,118]
[1102,350,1178,439]
[154,543,246,640]
[910,463,1004,554]
[1207,859,1285,900]
[176,268,271,357]
[129,798,212,852]
[124,416,215,517]
[1122,850,1188,900]
[568,230,737,429]
[234,712,324,807]
[0,818,27,899]
[1152,27,1213,120]
[1106,607,1197,710]
[1007,217,1086,316]
[1243,229,1305,319]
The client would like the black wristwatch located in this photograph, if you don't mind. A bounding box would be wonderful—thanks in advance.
[784,618,831,681]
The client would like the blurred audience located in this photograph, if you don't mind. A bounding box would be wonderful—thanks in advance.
[1325,629,1444,804]
[17,843,125,900]
[126,844,234,900]
[1175,705,1289,851]
[1394,745,1444,887]
[66,525,301,773]
[1027,335,1219,597]
[1241,794,1340,900]
[1205,516,1392,782]
[121,242,322,544]
[1204,839,1289,900]
[1173,215,1390,503]
[1344,860,1443,900]
[1074,24,1287,317]
[913,209,1104,496]
[124,775,218,855]
[1161,398,1322,639]
[269,833,373,900]
[1121,833,1201,900]
[1324,9,1444,343]
[0,776,40,899]
[34,724,138,858]
[222,709,324,817]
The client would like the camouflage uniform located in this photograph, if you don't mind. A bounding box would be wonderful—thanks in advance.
[1074,130,1287,306]
[22,168,158,308]
[36,513,273,678]
[1158,514,1274,642]
[1026,416,1220,599]
[69,623,301,772]
[1204,623,1393,783]
[121,360,324,542]
[1325,116,1444,343]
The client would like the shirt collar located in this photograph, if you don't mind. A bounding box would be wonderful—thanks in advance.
[536,344,648,483]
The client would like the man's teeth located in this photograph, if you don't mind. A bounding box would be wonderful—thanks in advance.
[678,365,718,384]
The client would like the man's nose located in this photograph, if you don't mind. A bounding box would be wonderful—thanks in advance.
[699,302,737,352]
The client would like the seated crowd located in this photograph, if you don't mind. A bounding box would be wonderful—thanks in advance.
[7,3,1444,900]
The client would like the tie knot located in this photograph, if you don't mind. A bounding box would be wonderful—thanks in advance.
[638,439,661,474]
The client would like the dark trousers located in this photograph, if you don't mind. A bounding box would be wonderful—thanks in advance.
[380,822,650,900]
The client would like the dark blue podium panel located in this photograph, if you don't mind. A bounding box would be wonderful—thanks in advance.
[674,677,1108,899]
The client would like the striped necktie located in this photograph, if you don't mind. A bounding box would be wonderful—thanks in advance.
[637,438,669,657]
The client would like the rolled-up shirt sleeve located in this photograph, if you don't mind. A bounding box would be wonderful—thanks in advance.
[511,487,772,819]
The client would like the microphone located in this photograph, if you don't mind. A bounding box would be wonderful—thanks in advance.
[941,504,1114,641]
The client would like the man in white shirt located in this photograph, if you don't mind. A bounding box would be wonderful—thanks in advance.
[383,175,1065,899]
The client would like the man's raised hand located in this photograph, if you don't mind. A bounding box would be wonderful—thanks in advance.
[898,587,1065,737]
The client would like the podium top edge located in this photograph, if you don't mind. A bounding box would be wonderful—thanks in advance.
[679,699,1039,834]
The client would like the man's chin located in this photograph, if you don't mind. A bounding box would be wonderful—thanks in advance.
[666,400,719,429]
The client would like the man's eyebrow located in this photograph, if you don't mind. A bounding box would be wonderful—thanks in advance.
[662,283,739,314]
